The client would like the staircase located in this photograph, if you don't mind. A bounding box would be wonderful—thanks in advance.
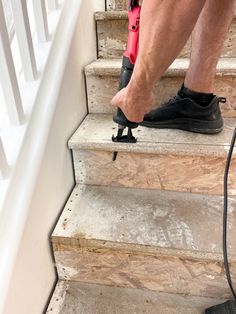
[47,1,236,313]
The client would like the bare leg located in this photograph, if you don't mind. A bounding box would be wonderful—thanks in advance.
[111,0,206,122]
[185,0,236,93]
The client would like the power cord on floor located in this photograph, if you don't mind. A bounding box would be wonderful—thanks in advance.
[205,127,236,313]
[223,126,236,300]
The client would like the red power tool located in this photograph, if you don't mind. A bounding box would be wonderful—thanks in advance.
[112,0,141,161]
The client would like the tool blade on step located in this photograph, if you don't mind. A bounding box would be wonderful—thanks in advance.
[112,124,137,161]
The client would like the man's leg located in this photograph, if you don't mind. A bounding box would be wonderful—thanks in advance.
[141,0,235,133]
[111,0,207,122]
[185,0,235,93]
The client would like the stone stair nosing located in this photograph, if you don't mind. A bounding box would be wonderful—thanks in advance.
[46,280,226,314]
[85,58,236,117]
[95,11,236,59]
[51,184,236,299]
[68,113,236,195]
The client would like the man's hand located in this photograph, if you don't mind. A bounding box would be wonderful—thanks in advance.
[111,84,155,123]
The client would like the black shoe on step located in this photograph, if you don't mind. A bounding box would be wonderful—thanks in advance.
[140,95,226,134]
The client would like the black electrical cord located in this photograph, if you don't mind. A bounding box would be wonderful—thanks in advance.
[223,126,236,300]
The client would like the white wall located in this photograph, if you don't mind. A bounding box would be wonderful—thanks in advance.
[3,1,105,313]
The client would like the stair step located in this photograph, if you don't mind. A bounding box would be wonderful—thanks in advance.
[95,11,236,59]
[52,185,236,298]
[47,280,225,314]
[68,114,236,195]
[85,58,236,117]
[106,0,133,11]
[95,11,190,59]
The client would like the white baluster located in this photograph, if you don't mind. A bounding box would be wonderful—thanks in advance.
[32,0,48,42]
[10,0,37,80]
[0,0,24,125]
[47,0,58,11]
[0,137,9,180]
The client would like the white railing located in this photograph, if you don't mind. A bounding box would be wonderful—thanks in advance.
[0,0,61,181]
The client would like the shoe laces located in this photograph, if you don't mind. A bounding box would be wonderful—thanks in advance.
[160,95,180,108]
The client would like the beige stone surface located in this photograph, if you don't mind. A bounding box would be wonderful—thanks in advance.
[85,59,236,117]
[106,0,128,11]
[53,185,236,257]
[47,280,225,314]
[69,114,236,155]
[95,12,236,59]
[96,12,191,59]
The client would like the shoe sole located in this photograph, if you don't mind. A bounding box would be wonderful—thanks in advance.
[140,118,223,134]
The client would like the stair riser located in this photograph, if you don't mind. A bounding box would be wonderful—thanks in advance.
[86,73,236,117]
[97,17,236,59]
[72,150,236,195]
[53,243,235,299]
[97,18,191,59]
[106,0,142,11]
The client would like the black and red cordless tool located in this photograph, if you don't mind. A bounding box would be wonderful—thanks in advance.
[112,0,141,161]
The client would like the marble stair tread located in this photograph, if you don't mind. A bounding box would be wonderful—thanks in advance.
[96,10,236,20]
[85,58,236,77]
[96,10,128,19]
[68,113,236,157]
[52,184,236,260]
[46,280,225,314]
[95,12,236,59]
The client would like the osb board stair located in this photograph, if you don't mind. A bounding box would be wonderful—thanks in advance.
[52,184,236,299]
[69,114,236,195]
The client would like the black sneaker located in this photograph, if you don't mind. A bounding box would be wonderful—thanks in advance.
[140,95,226,134]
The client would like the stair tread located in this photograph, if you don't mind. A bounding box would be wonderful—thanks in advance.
[69,114,236,156]
[85,58,236,77]
[95,10,128,20]
[95,10,236,20]
[52,184,236,260]
[46,280,225,314]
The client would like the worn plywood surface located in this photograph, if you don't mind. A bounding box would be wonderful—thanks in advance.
[47,280,225,314]
[53,244,236,299]
[73,149,236,195]
[85,59,236,117]
[52,185,236,259]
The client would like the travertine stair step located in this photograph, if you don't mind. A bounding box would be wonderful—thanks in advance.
[69,114,236,195]
[52,184,236,298]
[106,0,134,11]
[47,280,225,313]
[95,11,236,59]
[85,58,236,117]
